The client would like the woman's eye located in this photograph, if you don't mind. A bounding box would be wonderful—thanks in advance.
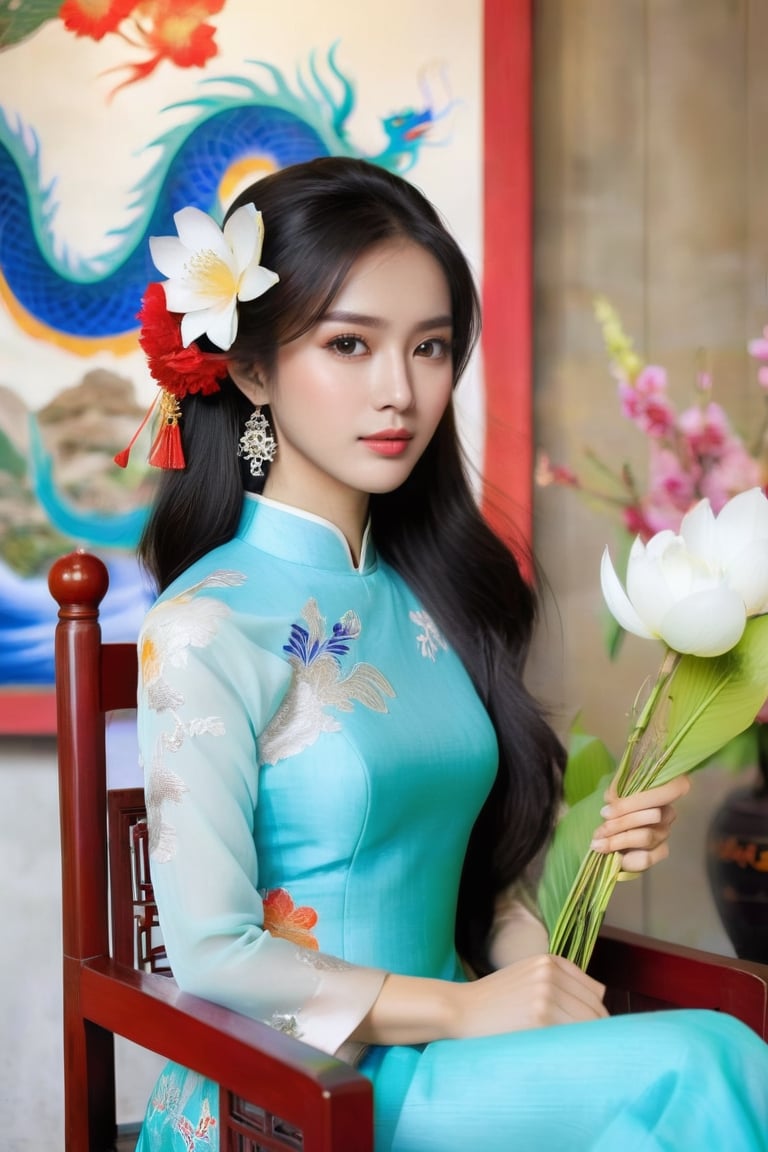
[414,338,449,359]
[328,335,367,356]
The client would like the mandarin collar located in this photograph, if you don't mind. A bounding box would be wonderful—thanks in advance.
[237,494,377,575]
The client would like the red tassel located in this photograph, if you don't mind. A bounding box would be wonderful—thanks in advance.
[114,393,159,468]
[113,446,132,469]
[148,391,185,469]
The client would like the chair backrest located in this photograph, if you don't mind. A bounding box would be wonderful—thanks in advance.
[49,549,373,1152]
[107,785,170,974]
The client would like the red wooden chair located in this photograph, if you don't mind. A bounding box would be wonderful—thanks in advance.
[50,549,768,1152]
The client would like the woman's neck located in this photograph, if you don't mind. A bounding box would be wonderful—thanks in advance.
[261,478,369,567]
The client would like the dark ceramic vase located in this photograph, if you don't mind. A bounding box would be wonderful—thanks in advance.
[705,725,768,963]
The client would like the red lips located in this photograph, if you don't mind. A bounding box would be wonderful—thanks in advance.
[360,429,413,456]
[360,428,413,441]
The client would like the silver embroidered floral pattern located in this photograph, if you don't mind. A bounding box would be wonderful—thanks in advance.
[298,950,354,973]
[409,609,448,661]
[140,571,245,862]
[267,1011,302,1039]
[259,598,395,765]
[150,1072,182,1116]
[145,760,189,862]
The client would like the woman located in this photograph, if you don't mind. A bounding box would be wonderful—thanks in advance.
[132,157,768,1151]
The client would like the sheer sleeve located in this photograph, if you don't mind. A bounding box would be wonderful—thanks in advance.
[137,586,386,1057]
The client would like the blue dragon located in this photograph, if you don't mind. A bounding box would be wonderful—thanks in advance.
[1,46,441,351]
[2,47,447,548]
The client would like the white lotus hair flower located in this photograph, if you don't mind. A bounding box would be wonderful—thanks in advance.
[149,203,279,351]
[600,487,768,657]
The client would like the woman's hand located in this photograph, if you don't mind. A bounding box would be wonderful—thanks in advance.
[352,950,607,1047]
[588,775,691,873]
[454,954,608,1036]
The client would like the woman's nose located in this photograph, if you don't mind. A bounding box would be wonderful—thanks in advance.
[370,350,414,411]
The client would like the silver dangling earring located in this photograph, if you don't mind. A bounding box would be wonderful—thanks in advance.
[238,406,277,477]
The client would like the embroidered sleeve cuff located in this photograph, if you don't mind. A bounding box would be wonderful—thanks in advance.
[294,953,387,1056]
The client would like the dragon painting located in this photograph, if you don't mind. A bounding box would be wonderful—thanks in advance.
[2,46,449,549]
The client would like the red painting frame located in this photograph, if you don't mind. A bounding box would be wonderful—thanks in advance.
[0,0,532,735]
[481,0,532,558]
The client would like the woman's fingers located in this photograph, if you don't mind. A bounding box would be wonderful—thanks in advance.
[604,775,691,813]
[619,842,670,873]
[548,955,608,1021]
[591,805,675,847]
[589,775,691,872]
[459,954,608,1036]
[595,774,689,838]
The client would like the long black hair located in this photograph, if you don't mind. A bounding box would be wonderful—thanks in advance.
[139,157,564,975]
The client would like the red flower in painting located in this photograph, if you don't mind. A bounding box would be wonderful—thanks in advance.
[60,0,227,94]
[137,282,228,400]
[106,0,225,91]
[143,0,225,68]
[60,0,137,41]
[262,888,320,950]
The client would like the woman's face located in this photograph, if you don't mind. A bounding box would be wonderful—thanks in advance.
[241,239,454,534]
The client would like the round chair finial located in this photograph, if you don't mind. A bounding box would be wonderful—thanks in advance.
[48,550,110,611]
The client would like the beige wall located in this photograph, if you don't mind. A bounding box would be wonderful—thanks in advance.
[530,0,768,948]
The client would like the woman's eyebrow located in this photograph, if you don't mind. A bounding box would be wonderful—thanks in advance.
[320,309,453,330]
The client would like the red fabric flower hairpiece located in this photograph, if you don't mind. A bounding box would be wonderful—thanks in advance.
[138,282,229,400]
[114,283,230,470]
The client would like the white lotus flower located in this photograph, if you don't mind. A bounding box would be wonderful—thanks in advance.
[600,487,768,657]
[149,203,279,351]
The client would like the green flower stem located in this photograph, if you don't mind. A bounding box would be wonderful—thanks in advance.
[548,644,741,969]
[623,669,731,795]
[614,648,680,795]
[549,648,680,970]
[549,849,623,967]
[581,449,638,500]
